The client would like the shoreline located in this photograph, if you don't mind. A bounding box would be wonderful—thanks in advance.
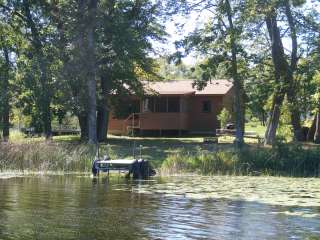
[1,170,319,179]
[1,139,320,178]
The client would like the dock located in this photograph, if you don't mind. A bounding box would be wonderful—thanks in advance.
[92,158,156,179]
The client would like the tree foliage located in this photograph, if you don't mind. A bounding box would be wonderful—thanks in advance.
[0,0,319,145]
[0,0,165,142]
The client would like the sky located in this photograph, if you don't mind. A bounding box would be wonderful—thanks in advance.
[155,0,320,66]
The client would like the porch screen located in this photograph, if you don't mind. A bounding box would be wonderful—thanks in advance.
[155,97,167,112]
[145,97,180,112]
[168,97,180,112]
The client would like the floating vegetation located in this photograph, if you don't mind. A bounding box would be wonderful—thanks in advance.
[132,175,320,207]
[1,175,319,240]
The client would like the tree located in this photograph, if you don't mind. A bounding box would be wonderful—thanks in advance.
[21,0,54,140]
[302,12,320,143]
[51,0,90,141]
[283,0,303,141]
[242,0,311,144]
[245,57,274,126]
[156,57,194,80]
[225,0,245,146]
[86,0,98,144]
[171,0,247,146]
[0,34,10,141]
[263,6,290,145]
[0,0,62,140]
[0,7,26,141]
[50,0,165,142]
[312,72,320,143]
[94,0,165,141]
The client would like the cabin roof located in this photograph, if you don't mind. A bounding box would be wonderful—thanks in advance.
[144,79,233,96]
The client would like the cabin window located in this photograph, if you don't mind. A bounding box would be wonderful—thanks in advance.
[144,97,181,113]
[155,97,167,112]
[202,100,211,113]
[168,97,180,112]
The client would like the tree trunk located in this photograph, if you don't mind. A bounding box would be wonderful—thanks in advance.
[288,99,303,141]
[225,0,244,146]
[284,0,303,141]
[264,12,288,145]
[65,0,88,140]
[86,0,98,144]
[97,107,109,142]
[261,110,266,126]
[314,112,320,144]
[265,101,282,145]
[1,41,10,141]
[41,95,52,140]
[264,3,304,144]
[78,113,88,141]
[307,115,316,141]
[97,75,109,142]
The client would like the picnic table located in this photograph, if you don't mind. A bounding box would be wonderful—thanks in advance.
[203,129,264,144]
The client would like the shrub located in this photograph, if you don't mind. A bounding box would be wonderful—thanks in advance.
[217,108,231,128]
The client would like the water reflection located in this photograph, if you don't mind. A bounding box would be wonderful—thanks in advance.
[0,175,319,240]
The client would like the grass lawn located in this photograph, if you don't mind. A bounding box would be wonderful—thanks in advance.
[245,121,266,137]
[60,133,271,168]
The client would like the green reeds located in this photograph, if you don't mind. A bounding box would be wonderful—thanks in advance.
[161,143,320,177]
[1,139,320,177]
[0,143,95,173]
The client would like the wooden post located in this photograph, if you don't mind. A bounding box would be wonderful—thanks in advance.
[179,96,183,136]
[132,113,135,137]
[166,96,169,112]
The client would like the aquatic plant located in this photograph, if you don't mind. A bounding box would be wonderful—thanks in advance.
[0,143,95,173]
[161,143,320,177]
[1,140,320,177]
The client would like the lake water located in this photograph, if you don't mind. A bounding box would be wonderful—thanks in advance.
[0,175,319,240]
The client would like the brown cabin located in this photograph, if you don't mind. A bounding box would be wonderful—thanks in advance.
[108,79,234,136]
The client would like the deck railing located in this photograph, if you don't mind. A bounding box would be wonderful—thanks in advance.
[124,113,141,134]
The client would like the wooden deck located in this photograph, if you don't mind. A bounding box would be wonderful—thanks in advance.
[124,112,189,132]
